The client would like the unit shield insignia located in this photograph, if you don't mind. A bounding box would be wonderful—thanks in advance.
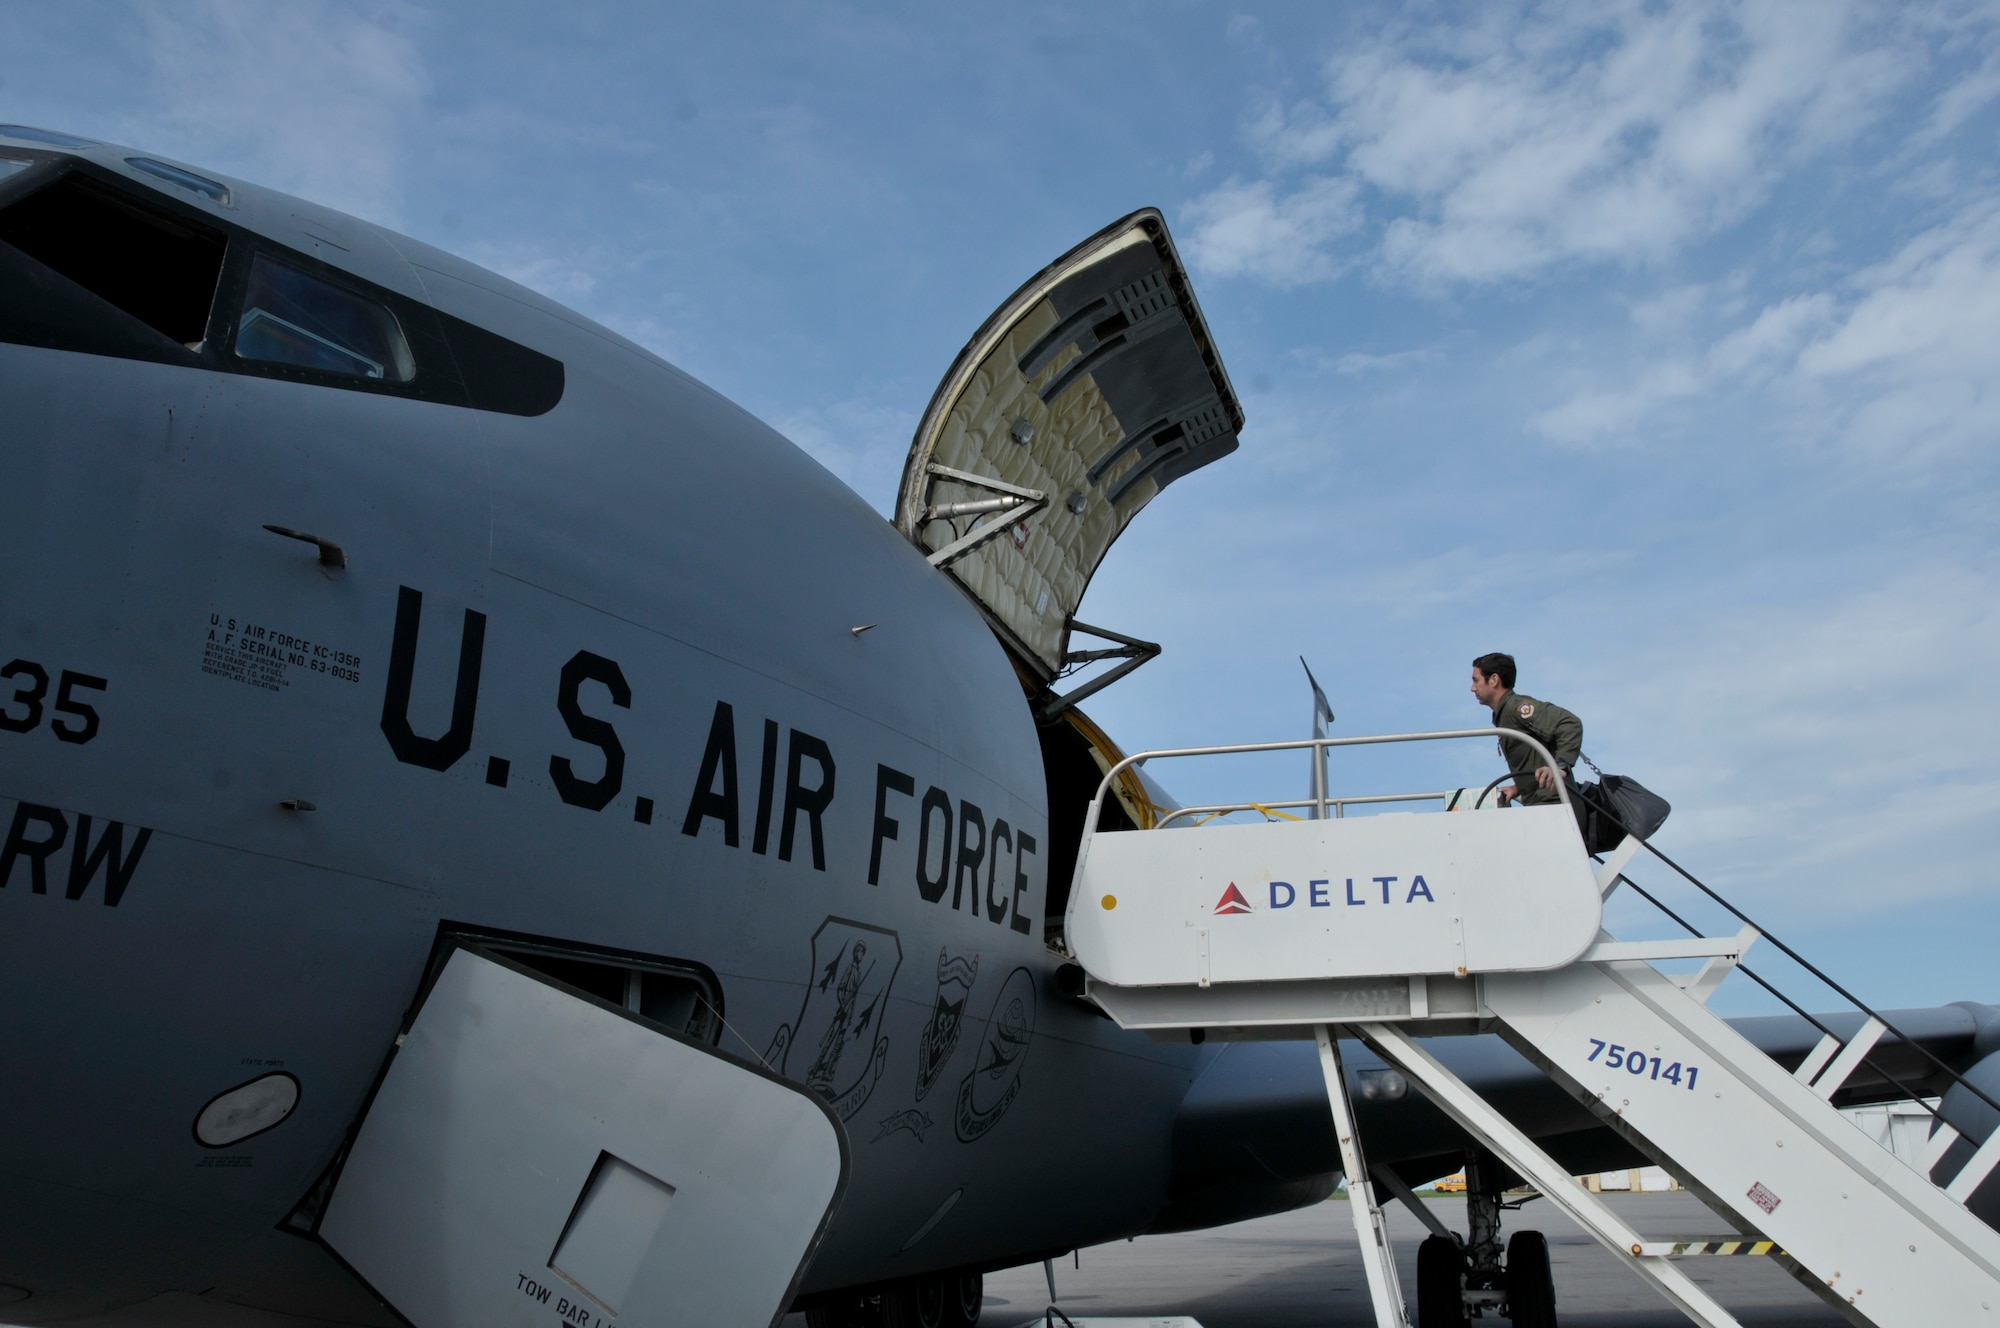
[766,917,903,1121]
[955,965,1036,1141]
[915,948,979,1101]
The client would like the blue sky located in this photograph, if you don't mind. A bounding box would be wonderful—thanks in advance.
[9,0,2000,1011]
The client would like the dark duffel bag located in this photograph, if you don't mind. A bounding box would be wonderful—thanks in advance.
[1575,758,1670,855]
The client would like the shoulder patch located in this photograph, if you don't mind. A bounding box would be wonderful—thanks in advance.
[1518,702,1535,718]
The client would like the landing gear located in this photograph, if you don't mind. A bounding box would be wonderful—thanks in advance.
[804,1294,874,1328]
[953,1271,983,1327]
[1415,1234,1468,1326]
[1464,1151,1507,1315]
[1504,1231,1556,1328]
[811,1271,981,1328]
[884,1271,980,1328]
[882,1277,945,1328]
[1412,1151,1556,1325]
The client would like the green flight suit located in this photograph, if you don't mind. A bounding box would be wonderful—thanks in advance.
[1490,690,1583,808]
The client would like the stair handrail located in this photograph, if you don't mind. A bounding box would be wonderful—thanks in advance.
[1613,874,1968,1121]
[1154,789,1455,827]
[1075,729,1574,929]
[1077,729,2000,1143]
[1084,727,1570,820]
[1597,824,2000,1132]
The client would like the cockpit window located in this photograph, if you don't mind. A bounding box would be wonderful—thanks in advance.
[0,160,562,412]
[126,158,230,206]
[235,252,414,381]
[0,172,226,346]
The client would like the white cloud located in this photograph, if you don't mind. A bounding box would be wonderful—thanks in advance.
[596,313,684,365]
[126,0,427,225]
[1781,202,2000,458]
[1628,283,1716,337]
[772,397,917,512]
[1325,346,1442,375]
[1531,196,2000,450]
[1706,292,1834,377]
[1531,285,1831,447]
[1593,563,2000,918]
[1798,202,2000,381]
[465,245,602,303]
[1922,42,2000,139]
[1530,359,1704,446]
[1181,175,1360,287]
[1191,0,1931,287]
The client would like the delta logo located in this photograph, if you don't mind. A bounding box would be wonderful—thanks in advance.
[1214,875,1438,915]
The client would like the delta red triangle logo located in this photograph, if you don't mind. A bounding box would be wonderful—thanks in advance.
[1214,882,1254,915]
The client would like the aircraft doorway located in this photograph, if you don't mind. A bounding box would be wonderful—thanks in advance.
[1037,708,1159,941]
[432,924,722,1044]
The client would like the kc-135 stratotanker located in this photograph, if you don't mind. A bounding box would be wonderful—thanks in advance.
[2,125,1997,1328]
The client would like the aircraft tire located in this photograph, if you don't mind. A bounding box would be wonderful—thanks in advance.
[882,1277,945,1328]
[803,1301,867,1328]
[1504,1229,1557,1327]
[804,1298,877,1328]
[880,1271,980,1328]
[946,1270,982,1327]
[1415,1234,1468,1326]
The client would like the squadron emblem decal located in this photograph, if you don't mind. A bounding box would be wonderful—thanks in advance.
[873,1108,934,1143]
[1518,702,1535,718]
[954,965,1036,1142]
[765,916,903,1121]
[915,948,979,1101]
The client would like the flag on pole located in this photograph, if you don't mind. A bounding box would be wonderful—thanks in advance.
[1301,658,1333,818]
[1301,658,1334,738]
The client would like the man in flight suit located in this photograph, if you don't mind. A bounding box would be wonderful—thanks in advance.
[1470,652,1582,811]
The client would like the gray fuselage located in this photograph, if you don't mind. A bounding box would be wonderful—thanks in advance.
[0,141,1198,1321]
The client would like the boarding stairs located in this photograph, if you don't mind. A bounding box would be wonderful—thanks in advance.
[1062,729,2000,1328]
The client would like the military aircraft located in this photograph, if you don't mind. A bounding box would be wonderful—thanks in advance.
[1,124,1994,1328]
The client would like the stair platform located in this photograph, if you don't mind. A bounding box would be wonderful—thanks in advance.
[1062,729,2000,1328]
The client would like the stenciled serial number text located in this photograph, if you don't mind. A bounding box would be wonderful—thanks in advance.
[201,613,362,693]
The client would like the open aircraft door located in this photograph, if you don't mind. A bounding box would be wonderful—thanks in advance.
[317,947,846,1328]
[897,208,1244,694]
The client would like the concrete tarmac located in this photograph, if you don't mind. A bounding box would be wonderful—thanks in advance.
[976,1193,1843,1327]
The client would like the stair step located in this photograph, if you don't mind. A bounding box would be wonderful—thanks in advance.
[1066,729,2000,1327]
